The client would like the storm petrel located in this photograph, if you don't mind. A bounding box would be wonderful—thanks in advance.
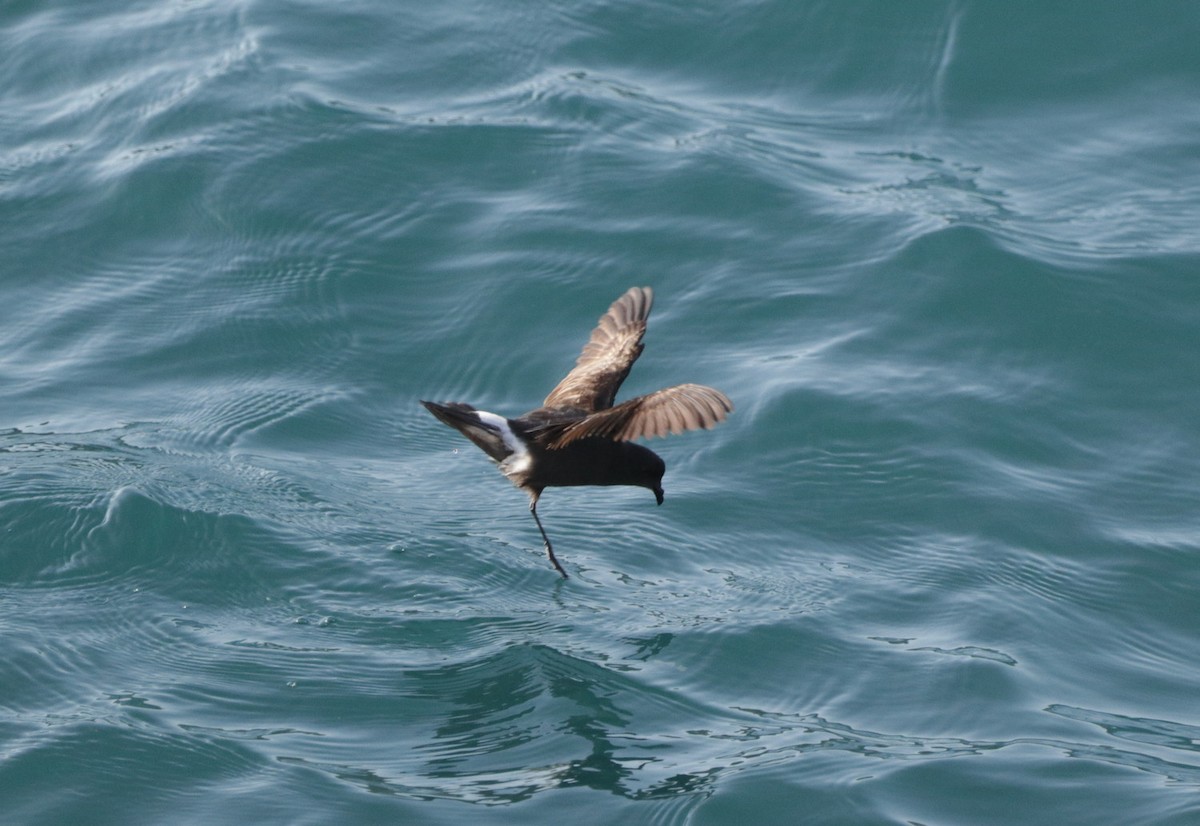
[421,286,732,578]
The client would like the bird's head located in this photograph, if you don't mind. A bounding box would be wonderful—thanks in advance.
[614,442,666,506]
[640,452,666,506]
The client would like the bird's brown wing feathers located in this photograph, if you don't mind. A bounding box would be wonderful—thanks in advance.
[546,383,733,448]
[541,286,653,413]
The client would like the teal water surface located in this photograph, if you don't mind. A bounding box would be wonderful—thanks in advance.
[3,2,1200,824]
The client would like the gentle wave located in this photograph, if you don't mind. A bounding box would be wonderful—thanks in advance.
[5,0,1200,823]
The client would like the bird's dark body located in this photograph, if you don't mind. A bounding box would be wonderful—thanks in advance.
[517,437,665,493]
[421,287,730,577]
[420,401,666,495]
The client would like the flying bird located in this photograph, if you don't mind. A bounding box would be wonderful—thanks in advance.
[421,286,732,578]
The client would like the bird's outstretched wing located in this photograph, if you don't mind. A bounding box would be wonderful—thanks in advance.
[541,286,653,413]
[546,383,732,448]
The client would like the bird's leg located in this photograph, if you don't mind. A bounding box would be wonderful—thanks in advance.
[528,492,568,578]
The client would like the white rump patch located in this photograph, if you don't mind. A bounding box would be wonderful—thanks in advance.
[477,410,532,475]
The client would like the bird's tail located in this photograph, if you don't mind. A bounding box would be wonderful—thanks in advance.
[420,400,512,462]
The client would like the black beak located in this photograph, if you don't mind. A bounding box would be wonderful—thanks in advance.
[654,487,664,506]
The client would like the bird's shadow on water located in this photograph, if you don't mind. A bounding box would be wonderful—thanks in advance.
[273,640,721,805]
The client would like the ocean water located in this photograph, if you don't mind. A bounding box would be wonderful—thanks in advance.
[3,1,1199,823]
